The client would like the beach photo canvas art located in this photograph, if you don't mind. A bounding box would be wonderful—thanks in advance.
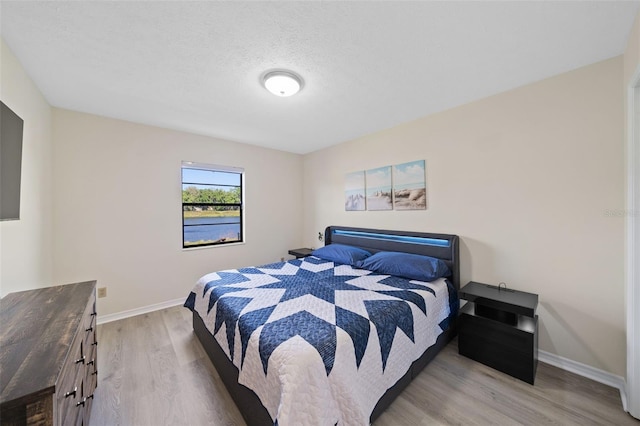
[393,160,427,210]
[345,171,366,211]
[366,166,393,211]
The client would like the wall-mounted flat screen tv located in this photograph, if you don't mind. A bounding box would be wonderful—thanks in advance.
[1,101,24,221]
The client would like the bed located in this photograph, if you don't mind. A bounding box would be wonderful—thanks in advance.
[184,226,460,425]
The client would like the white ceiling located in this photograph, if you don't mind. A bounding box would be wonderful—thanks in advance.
[1,1,639,154]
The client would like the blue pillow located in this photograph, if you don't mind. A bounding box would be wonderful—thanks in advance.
[311,244,372,265]
[355,251,451,282]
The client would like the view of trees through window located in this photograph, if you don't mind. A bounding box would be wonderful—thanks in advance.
[182,164,243,248]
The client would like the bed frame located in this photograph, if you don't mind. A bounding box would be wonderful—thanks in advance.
[191,226,460,425]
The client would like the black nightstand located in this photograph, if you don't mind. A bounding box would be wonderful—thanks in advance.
[288,248,313,259]
[458,281,539,384]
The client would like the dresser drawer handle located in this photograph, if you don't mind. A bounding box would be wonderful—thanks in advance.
[87,359,94,366]
[91,312,97,317]
[64,387,77,398]
[86,326,93,332]
[91,370,98,376]
[91,341,98,346]
[75,356,85,364]
[76,397,86,407]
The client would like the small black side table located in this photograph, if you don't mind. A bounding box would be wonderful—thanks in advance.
[458,281,539,384]
[288,248,313,259]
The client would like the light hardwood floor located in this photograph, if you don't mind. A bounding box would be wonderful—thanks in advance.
[89,306,637,426]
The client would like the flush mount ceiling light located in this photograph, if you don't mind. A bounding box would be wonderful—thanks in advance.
[263,70,303,97]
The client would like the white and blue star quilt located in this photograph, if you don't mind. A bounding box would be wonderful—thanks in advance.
[185,256,457,425]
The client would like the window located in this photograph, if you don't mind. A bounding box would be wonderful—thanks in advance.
[182,162,244,248]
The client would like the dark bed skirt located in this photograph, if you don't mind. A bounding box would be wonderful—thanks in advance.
[192,310,457,425]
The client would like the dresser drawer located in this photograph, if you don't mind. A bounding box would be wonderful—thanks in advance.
[84,319,97,371]
[56,333,84,426]
[83,309,96,336]
[57,377,83,426]
[83,366,98,424]
[85,338,98,395]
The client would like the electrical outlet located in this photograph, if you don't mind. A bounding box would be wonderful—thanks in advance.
[97,287,107,298]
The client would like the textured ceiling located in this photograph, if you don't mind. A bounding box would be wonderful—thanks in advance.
[1,1,639,154]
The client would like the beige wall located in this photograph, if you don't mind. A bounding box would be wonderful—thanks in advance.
[52,109,303,316]
[0,39,54,296]
[303,57,626,376]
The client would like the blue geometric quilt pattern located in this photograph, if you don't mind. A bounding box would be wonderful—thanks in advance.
[185,257,457,377]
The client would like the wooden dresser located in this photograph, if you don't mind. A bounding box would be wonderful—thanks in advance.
[0,281,98,425]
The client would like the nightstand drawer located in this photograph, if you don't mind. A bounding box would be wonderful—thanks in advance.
[459,309,535,355]
[459,330,538,384]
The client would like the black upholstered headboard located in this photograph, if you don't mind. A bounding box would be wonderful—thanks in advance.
[324,226,460,291]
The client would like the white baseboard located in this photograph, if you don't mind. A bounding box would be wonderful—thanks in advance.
[97,297,185,325]
[539,350,628,411]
